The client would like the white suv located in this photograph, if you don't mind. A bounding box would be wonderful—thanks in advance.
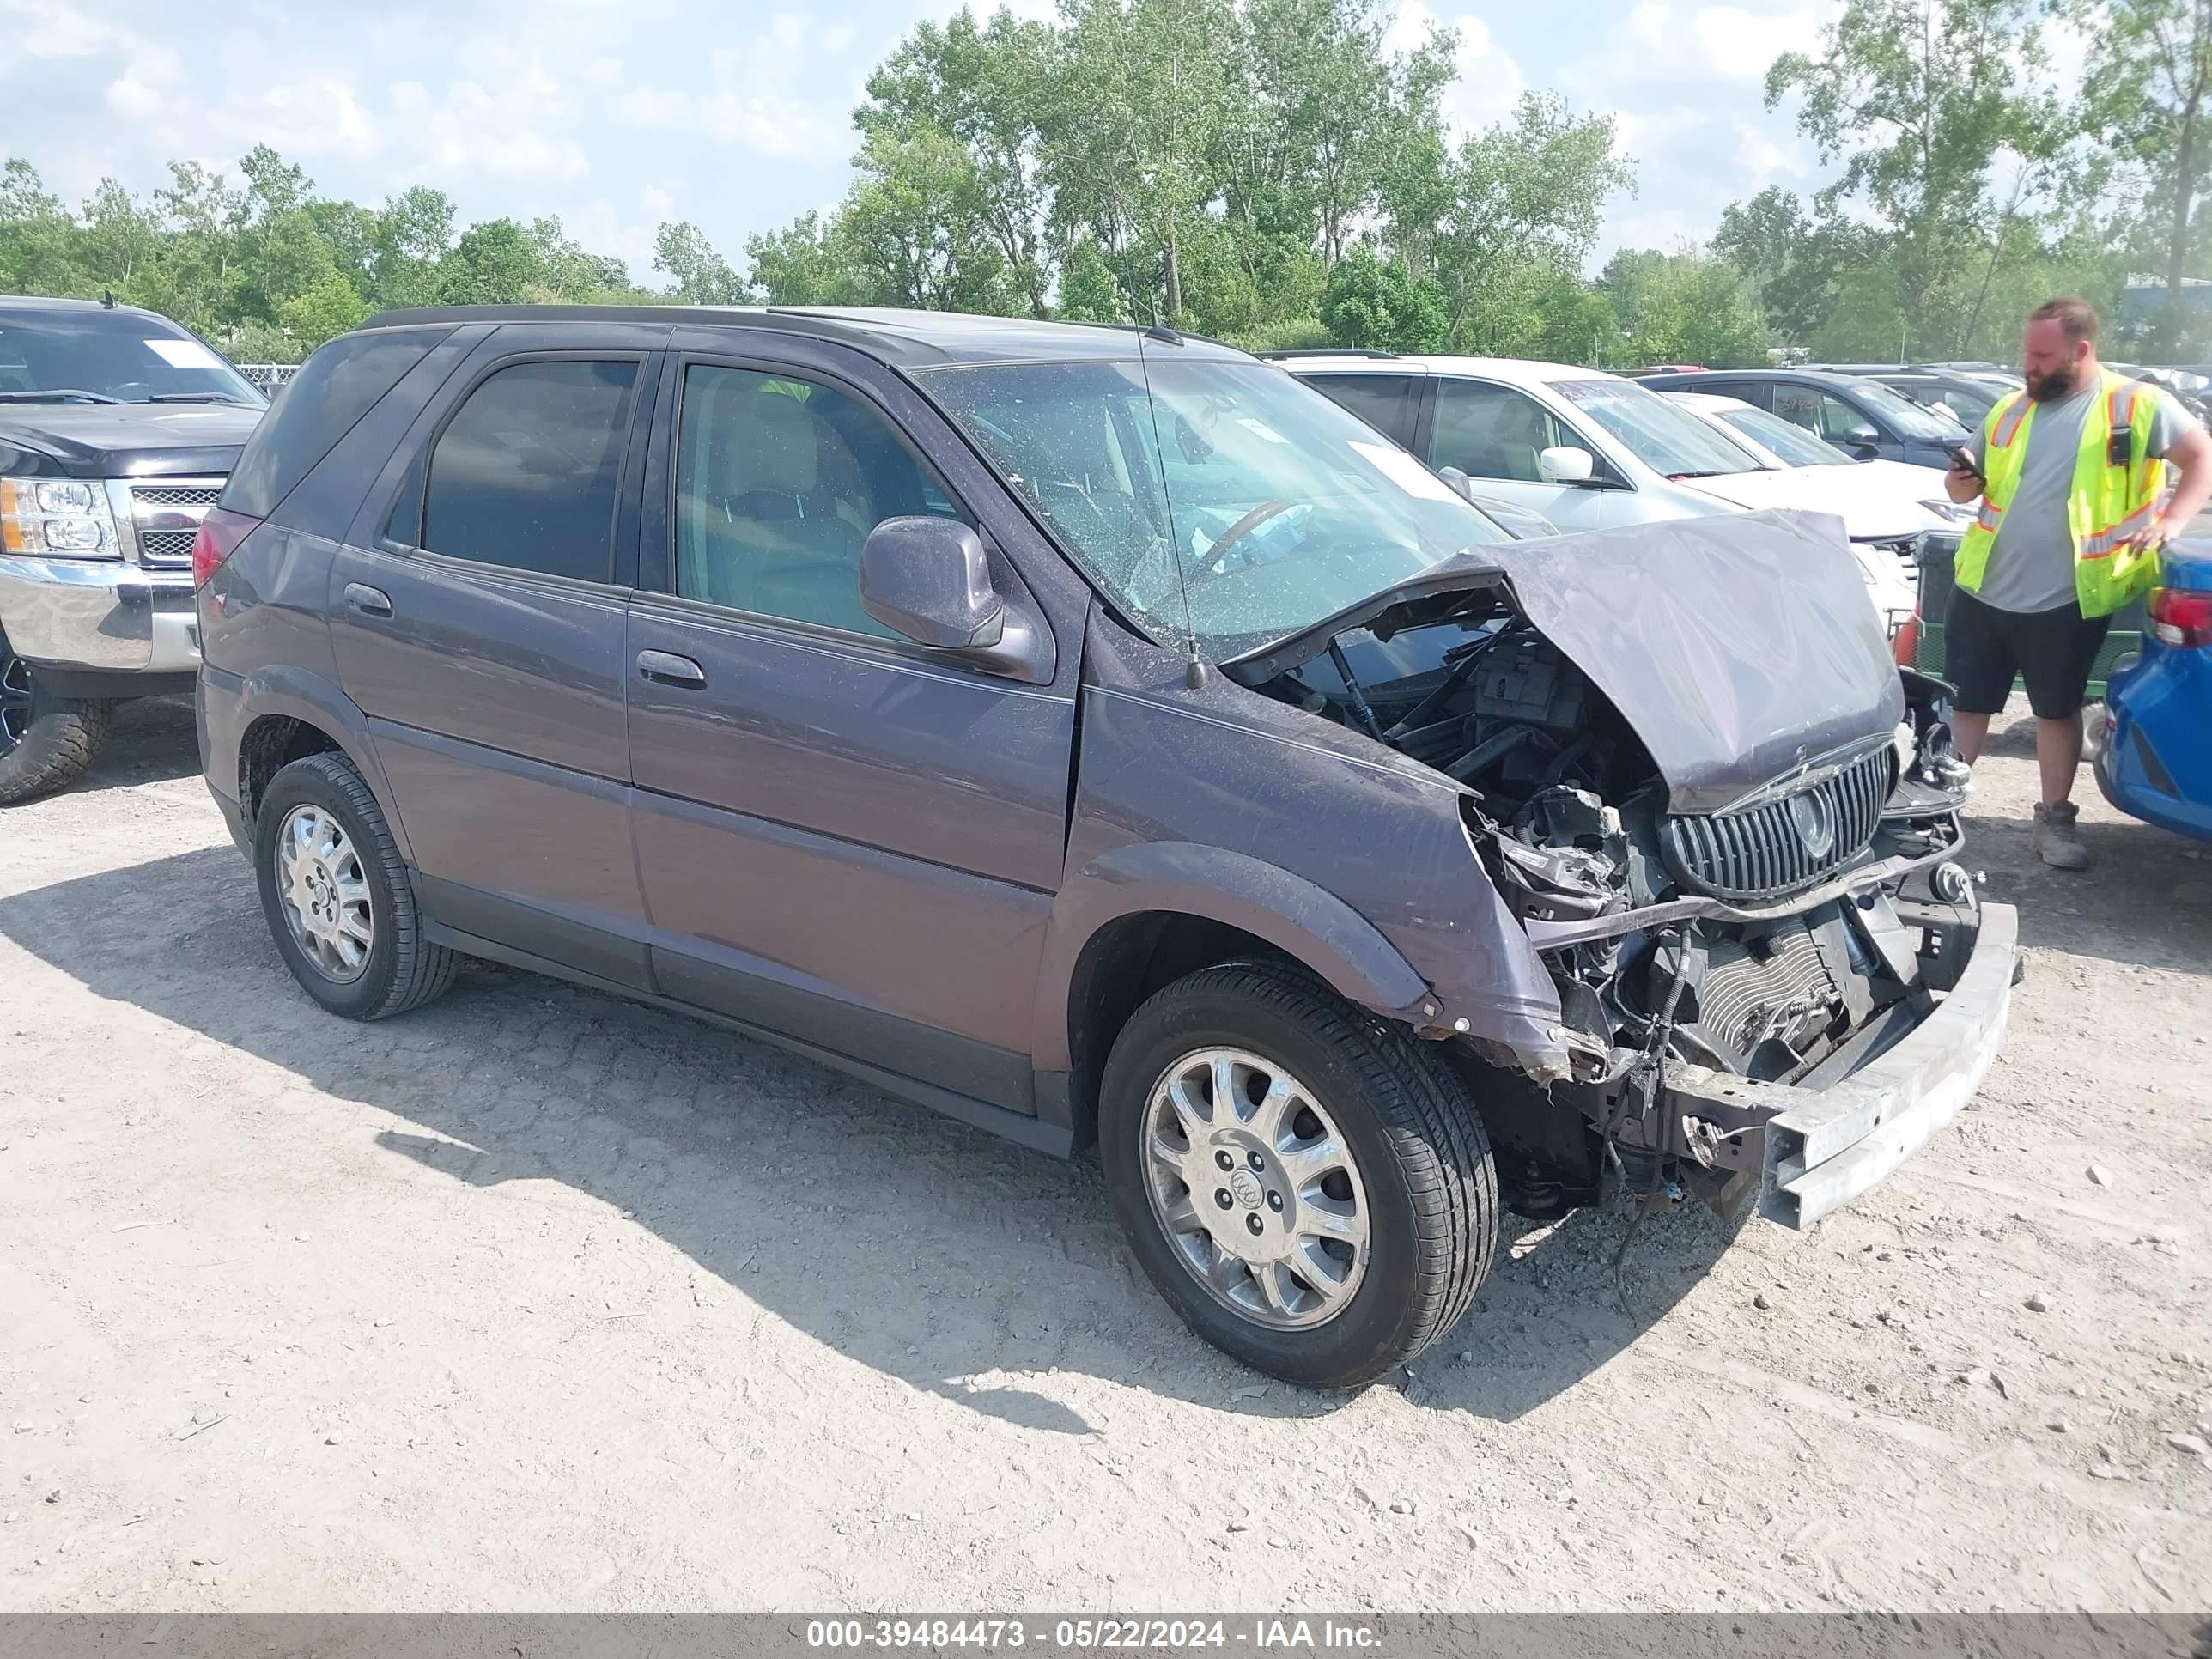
[1277,353,1944,633]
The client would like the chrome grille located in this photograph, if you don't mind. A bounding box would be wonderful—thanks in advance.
[1662,747,1894,903]
[131,485,222,509]
[124,476,226,568]
[138,529,199,561]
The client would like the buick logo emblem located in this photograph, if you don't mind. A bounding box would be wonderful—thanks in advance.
[1789,791,1836,859]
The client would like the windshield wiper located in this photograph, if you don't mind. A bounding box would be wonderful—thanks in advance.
[0,389,125,405]
[140,393,256,404]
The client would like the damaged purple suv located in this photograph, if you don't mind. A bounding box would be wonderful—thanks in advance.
[196,307,2016,1387]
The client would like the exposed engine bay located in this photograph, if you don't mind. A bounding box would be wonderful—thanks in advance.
[1240,577,1978,1217]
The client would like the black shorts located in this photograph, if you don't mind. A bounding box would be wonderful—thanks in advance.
[1943,589,2110,719]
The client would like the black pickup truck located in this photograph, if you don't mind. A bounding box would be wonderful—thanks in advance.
[0,295,264,802]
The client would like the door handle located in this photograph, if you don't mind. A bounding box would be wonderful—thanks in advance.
[635,649,707,687]
[343,582,393,618]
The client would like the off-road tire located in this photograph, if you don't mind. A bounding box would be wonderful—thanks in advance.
[1099,957,1498,1388]
[0,639,113,805]
[254,751,459,1020]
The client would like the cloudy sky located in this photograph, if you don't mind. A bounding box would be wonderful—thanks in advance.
[0,0,1835,282]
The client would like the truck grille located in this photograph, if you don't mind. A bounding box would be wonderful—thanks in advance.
[1662,748,1894,903]
[124,477,226,569]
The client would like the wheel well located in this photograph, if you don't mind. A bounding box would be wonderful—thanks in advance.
[1063,912,1281,1151]
[240,715,343,825]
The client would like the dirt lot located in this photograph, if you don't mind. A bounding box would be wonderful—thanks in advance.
[1,696,2208,1613]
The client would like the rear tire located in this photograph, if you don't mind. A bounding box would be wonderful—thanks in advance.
[0,635,114,805]
[254,751,459,1020]
[1099,958,1497,1388]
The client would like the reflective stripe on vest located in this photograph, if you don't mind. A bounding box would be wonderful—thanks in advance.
[2081,499,2160,557]
[1990,396,2032,447]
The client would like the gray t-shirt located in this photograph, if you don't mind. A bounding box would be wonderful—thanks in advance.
[1966,377,2199,613]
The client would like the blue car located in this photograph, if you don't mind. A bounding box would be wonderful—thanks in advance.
[2096,545,2212,842]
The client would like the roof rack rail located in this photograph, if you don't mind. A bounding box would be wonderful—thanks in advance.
[1257,347,1399,360]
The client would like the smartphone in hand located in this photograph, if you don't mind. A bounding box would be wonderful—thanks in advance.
[1947,446,1984,483]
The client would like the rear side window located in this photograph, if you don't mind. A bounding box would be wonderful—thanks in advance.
[1700,380,1771,410]
[1300,374,1423,449]
[420,359,639,584]
[223,327,450,519]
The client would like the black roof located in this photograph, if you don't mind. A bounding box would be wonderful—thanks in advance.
[0,293,175,325]
[1635,365,1906,391]
[356,303,1251,369]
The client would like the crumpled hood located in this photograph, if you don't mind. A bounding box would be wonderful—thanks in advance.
[1493,509,1906,812]
[1227,509,1907,816]
[0,403,263,478]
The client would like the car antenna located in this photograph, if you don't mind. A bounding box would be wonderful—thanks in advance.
[1133,326,1205,690]
[101,289,116,309]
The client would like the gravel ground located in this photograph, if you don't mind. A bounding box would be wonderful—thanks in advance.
[1,696,2207,1613]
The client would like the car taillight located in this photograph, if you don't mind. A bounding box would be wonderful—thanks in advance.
[2148,585,2212,648]
[191,506,261,589]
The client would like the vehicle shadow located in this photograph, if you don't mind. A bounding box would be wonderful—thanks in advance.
[0,846,1733,1429]
[71,694,201,793]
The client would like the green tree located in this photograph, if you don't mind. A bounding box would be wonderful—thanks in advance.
[279,268,369,345]
[1054,232,1123,320]
[862,8,1057,317]
[1317,246,1446,349]
[1042,0,1241,325]
[439,218,540,304]
[745,212,866,306]
[1766,0,2074,356]
[1602,246,1772,367]
[2078,0,2212,353]
[842,127,1012,310]
[653,220,747,303]
[373,186,456,308]
[1427,93,1635,351]
[0,161,86,295]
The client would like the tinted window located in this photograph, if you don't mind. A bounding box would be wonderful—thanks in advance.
[1301,374,1423,449]
[1771,384,1875,442]
[1427,380,1570,481]
[226,327,450,520]
[1699,380,1771,411]
[420,359,639,583]
[674,365,963,638]
[0,304,261,406]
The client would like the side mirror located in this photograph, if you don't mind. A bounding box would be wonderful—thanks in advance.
[859,516,1051,682]
[1538,446,1596,484]
[1435,465,1479,502]
[1844,422,1881,455]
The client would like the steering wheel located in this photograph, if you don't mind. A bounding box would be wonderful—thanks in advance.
[1190,499,1295,580]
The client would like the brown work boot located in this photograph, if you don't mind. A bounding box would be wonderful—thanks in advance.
[2030,800,2090,870]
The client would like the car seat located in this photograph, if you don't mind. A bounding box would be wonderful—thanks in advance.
[678,381,875,634]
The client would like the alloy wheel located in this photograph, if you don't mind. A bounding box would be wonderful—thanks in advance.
[275,804,374,982]
[1140,1047,1371,1329]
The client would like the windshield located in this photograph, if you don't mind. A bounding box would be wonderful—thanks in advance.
[1549,377,1765,478]
[920,357,1512,659]
[1842,378,1956,439]
[0,308,263,405]
[1722,406,1856,466]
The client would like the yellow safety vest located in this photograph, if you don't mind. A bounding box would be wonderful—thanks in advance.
[1954,370,2166,617]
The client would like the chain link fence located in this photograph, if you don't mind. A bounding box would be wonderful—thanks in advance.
[235,363,301,393]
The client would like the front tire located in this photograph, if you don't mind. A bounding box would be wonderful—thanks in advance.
[1099,958,1497,1388]
[253,751,458,1020]
[0,635,113,805]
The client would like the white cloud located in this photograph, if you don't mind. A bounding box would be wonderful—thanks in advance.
[615,33,846,161]
[1691,4,1822,81]
[1385,3,1525,140]
[823,22,858,52]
